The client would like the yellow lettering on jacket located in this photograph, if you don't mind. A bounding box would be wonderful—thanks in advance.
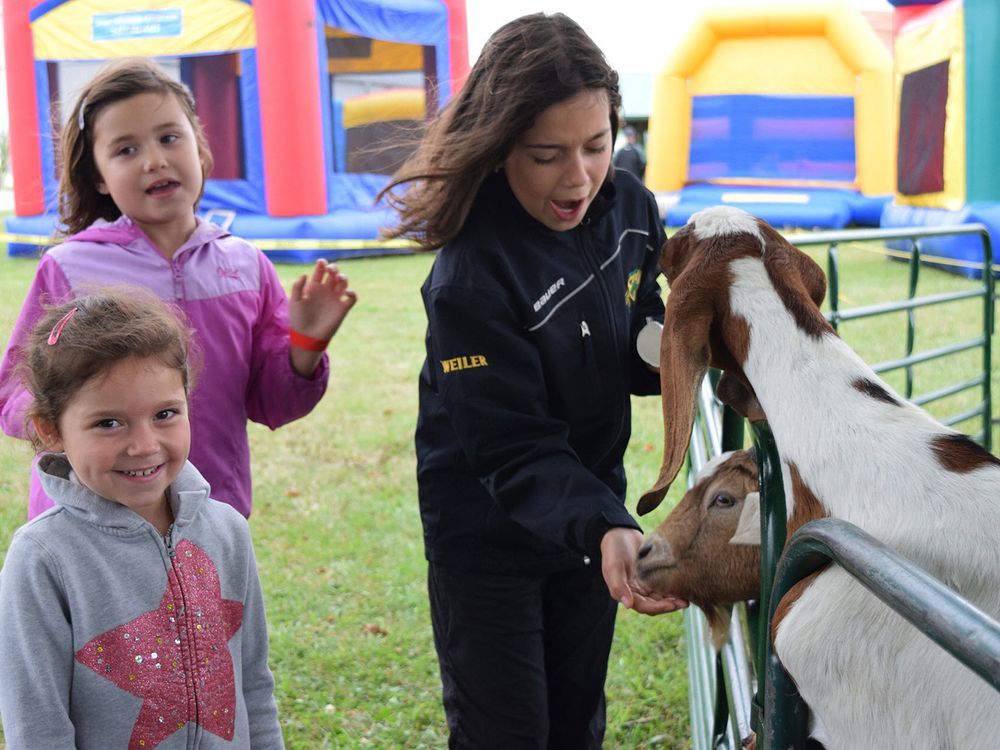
[441,355,489,373]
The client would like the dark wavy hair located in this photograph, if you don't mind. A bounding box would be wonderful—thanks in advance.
[57,57,214,237]
[378,13,621,250]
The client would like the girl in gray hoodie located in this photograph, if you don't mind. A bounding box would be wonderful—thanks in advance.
[0,290,283,749]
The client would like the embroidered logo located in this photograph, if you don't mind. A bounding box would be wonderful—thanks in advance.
[625,268,641,306]
[441,355,489,373]
[533,277,565,312]
[216,265,240,280]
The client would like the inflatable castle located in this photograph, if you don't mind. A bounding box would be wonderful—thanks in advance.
[645,1,895,229]
[2,0,469,261]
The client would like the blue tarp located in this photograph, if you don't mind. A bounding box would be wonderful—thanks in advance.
[667,183,889,230]
[881,201,1000,279]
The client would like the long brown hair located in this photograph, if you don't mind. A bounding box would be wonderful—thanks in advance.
[378,13,621,250]
[57,57,214,237]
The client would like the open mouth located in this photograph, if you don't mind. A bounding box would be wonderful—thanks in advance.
[146,180,180,195]
[551,198,584,221]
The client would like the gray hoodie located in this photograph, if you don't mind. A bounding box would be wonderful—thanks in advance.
[0,455,284,749]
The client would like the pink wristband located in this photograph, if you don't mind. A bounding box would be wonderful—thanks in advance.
[289,328,329,352]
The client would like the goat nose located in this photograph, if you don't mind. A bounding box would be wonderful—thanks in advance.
[638,542,653,560]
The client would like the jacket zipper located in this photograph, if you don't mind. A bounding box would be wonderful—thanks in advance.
[161,525,199,739]
[577,223,629,466]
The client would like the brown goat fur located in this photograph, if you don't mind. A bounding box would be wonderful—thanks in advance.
[637,449,760,647]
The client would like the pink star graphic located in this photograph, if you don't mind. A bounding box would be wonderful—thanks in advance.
[75,540,244,750]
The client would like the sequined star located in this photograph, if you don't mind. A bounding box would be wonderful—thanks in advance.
[75,540,244,750]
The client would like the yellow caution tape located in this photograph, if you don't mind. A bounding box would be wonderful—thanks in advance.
[0,232,420,253]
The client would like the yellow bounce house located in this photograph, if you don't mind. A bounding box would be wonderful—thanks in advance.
[647,1,894,227]
[881,0,1000,278]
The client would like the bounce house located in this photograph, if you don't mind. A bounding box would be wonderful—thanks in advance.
[646,1,894,229]
[880,0,1000,277]
[2,0,469,261]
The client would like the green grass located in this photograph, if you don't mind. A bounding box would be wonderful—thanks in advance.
[0,241,995,749]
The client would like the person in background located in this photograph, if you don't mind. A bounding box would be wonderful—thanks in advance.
[0,291,283,748]
[0,57,357,519]
[613,125,646,180]
[379,13,686,749]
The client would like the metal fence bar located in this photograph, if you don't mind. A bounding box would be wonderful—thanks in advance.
[685,605,715,750]
[682,387,751,750]
[685,386,729,750]
[871,336,986,373]
[941,402,990,428]
[911,375,985,408]
[829,287,985,322]
[796,223,994,450]
[768,519,1000,693]
[718,605,755,746]
[785,223,995,246]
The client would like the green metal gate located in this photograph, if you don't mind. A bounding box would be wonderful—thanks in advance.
[682,223,998,749]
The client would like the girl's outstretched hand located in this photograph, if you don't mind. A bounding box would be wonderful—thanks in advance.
[288,259,358,376]
[600,527,688,616]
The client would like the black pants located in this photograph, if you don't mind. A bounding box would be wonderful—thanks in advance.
[428,561,618,750]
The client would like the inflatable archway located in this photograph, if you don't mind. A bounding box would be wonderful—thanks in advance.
[647,1,893,228]
[3,0,469,260]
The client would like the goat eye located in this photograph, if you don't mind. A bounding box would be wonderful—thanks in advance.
[711,494,736,508]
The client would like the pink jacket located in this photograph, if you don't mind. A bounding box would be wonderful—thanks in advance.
[0,216,328,518]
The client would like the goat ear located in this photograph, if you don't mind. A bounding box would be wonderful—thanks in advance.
[659,224,696,284]
[636,274,713,515]
[760,221,829,313]
[716,372,766,422]
[729,491,762,545]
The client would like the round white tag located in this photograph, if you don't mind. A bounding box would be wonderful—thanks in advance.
[637,319,663,368]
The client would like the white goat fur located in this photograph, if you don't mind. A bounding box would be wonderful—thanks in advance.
[648,206,1000,747]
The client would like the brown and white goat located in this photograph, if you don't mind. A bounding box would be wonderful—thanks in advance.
[638,206,1000,748]
[637,449,760,648]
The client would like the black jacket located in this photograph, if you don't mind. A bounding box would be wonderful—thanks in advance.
[416,168,666,573]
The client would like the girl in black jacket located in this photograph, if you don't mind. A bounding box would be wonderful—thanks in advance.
[380,13,686,749]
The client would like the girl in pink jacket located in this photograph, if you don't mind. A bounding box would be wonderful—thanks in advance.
[0,57,357,518]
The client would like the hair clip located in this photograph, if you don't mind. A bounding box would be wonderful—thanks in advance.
[47,307,78,346]
[77,97,88,131]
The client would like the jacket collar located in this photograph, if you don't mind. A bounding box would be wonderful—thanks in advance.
[37,453,209,534]
[68,215,230,256]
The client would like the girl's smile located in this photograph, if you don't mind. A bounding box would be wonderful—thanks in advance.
[33,356,190,534]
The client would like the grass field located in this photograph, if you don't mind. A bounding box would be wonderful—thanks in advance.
[0,240,995,749]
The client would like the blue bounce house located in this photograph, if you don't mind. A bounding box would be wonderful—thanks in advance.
[3,0,469,261]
